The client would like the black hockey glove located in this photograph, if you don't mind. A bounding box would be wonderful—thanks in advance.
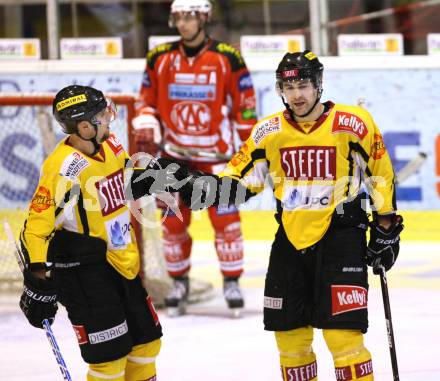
[180,173,254,211]
[19,268,58,329]
[146,157,191,194]
[179,171,220,210]
[366,215,404,274]
[129,157,191,199]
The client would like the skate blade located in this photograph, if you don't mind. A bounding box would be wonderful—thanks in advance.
[230,308,243,319]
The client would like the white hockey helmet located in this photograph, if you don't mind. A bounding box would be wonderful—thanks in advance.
[169,0,212,28]
[170,0,212,15]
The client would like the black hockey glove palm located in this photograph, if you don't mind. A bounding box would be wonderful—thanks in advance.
[366,215,404,274]
[20,269,58,329]
[179,171,220,210]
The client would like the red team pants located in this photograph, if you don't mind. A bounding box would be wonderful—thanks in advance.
[159,161,244,278]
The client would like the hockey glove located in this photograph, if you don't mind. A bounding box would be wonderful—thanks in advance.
[180,173,254,211]
[147,160,216,209]
[147,157,191,194]
[132,114,162,155]
[19,268,58,329]
[179,171,220,210]
[366,215,404,274]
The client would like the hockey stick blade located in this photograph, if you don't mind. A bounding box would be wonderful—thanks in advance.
[3,219,73,381]
[395,152,427,185]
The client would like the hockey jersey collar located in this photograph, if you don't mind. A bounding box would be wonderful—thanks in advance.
[283,101,335,134]
[65,136,106,162]
[178,37,213,65]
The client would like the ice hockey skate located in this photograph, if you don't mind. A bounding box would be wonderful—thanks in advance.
[223,277,244,318]
[164,276,189,317]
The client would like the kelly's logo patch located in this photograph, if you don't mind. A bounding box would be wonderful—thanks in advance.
[331,285,367,315]
[332,111,368,140]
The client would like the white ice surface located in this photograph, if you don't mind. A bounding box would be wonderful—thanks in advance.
[1,241,439,380]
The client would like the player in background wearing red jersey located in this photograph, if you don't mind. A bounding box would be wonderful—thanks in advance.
[146,51,404,380]
[132,0,257,316]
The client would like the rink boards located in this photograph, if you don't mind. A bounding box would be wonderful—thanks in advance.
[1,209,439,290]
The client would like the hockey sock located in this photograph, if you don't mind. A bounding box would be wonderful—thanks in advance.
[125,339,161,381]
[87,357,126,381]
[275,327,317,381]
[323,329,373,380]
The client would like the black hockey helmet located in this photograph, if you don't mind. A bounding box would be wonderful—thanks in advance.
[275,50,324,92]
[53,85,107,134]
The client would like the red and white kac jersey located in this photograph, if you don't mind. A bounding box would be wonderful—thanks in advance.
[138,38,257,162]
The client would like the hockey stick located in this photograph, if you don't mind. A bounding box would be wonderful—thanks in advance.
[3,220,73,381]
[356,99,419,380]
[367,152,426,381]
[36,107,57,157]
[356,97,427,184]
[369,154,426,381]
[162,142,232,161]
[375,265,400,380]
[395,152,427,185]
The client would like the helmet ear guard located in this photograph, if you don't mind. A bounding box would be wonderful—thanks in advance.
[275,81,289,105]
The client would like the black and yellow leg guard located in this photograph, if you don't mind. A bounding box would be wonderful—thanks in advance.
[87,357,126,381]
[275,327,318,381]
[323,329,373,380]
[125,339,162,381]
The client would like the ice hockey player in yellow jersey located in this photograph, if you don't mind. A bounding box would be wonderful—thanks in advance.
[153,50,404,380]
[19,85,162,381]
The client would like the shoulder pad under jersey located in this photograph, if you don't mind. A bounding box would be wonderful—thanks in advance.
[146,41,179,69]
[211,40,245,71]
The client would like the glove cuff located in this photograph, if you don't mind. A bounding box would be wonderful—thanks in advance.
[23,268,57,294]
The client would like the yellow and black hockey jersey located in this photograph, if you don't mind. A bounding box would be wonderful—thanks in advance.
[20,134,140,279]
[222,102,396,250]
